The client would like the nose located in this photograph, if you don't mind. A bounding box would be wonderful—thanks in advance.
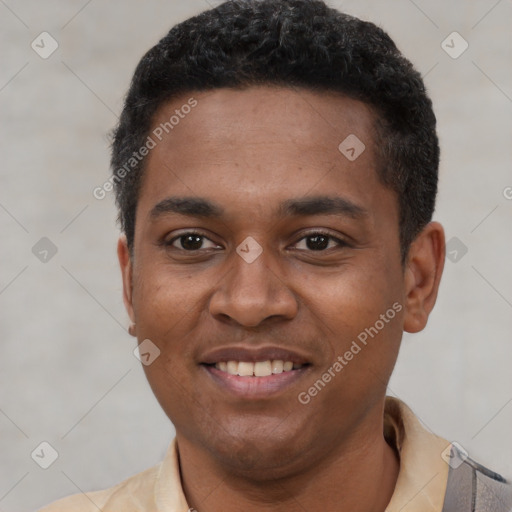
[209,247,299,327]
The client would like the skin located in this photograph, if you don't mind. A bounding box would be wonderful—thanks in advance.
[118,87,445,512]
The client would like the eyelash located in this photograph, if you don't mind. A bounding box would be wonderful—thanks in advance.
[164,230,349,252]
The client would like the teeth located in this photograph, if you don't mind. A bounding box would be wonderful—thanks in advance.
[227,361,238,375]
[254,361,272,377]
[215,360,301,376]
[271,360,284,374]
[237,362,254,377]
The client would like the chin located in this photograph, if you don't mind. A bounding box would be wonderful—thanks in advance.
[212,444,307,481]
[202,420,316,479]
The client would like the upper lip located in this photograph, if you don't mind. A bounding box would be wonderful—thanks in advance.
[200,345,311,365]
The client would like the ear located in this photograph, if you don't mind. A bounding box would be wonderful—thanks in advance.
[403,222,445,333]
[117,235,135,328]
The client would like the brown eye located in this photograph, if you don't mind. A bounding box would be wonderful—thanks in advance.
[179,234,204,250]
[294,232,347,251]
[167,233,220,251]
[305,235,329,251]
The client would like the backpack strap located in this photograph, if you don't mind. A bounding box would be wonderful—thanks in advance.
[442,444,512,511]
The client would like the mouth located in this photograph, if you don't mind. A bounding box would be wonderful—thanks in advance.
[205,359,307,377]
[199,347,312,398]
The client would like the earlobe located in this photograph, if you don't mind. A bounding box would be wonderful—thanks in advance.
[403,222,445,333]
[117,235,136,330]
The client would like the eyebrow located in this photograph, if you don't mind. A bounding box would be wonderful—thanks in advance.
[278,196,368,219]
[150,197,224,219]
[149,195,368,220]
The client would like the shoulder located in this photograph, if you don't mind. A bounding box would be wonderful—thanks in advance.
[38,463,161,512]
[384,397,512,511]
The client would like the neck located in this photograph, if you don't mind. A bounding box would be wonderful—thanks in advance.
[177,405,400,512]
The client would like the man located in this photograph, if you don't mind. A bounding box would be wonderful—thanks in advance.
[41,0,511,510]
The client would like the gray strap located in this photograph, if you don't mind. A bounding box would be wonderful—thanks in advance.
[441,457,475,511]
[441,444,512,512]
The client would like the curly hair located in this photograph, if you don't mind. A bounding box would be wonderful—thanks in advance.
[111,0,439,263]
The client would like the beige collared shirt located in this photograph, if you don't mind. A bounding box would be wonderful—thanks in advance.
[39,397,450,511]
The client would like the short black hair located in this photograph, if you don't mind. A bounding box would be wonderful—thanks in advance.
[111,0,439,262]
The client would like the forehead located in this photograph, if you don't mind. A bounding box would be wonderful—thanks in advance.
[137,86,393,224]
[151,86,377,155]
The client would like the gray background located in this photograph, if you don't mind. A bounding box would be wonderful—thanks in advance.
[0,0,511,510]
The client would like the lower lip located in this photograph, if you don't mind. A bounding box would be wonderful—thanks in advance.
[202,365,309,399]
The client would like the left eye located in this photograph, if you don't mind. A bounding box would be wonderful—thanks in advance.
[294,233,346,251]
[169,233,220,251]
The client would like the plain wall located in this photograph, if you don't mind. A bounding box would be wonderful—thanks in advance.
[0,1,511,510]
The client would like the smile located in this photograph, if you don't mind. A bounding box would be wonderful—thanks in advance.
[213,360,304,377]
[202,361,310,399]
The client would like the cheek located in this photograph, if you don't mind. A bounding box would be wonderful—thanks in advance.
[133,267,208,400]
[296,260,404,379]
[134,263,205,332]
[142,358,209,439]
[299,261,401,329]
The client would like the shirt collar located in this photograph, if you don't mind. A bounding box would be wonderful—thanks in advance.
[384,397,449,511]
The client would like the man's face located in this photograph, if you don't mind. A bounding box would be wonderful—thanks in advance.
[122,87,408,476]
